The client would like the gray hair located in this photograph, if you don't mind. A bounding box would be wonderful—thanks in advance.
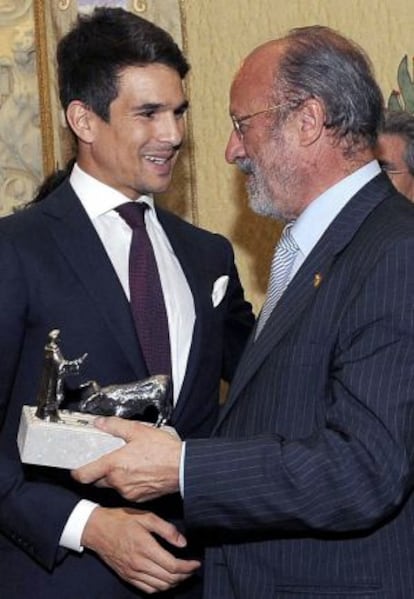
[275,25,384,153]
[380,110,414,175]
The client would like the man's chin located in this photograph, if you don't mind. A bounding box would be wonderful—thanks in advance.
[247,191,282,220]
[140,178,173,196]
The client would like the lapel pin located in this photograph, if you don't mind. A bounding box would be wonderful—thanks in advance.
[313,272,323,288]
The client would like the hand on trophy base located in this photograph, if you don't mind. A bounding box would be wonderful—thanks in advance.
[18,406,126,469]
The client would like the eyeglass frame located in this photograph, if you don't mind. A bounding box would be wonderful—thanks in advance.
[230,101,292,139]
[380,164,411,176]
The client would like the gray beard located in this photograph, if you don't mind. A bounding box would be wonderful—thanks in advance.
[236,158,284,220]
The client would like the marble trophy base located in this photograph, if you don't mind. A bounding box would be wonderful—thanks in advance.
[18,405,125,469]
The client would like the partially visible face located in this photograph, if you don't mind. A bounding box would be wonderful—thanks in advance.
[234,125,299,221]
[376,133,414,201]
[225,42,301,221]
[83,63,188,199]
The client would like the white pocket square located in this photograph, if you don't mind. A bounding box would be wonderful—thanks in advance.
[211,275,229,308]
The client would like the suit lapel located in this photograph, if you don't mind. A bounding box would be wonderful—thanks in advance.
[156,209,206,420]
[41,183,144,378]
[216,173,392,429]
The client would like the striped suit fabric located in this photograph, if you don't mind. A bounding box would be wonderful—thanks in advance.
[184,173,414,598]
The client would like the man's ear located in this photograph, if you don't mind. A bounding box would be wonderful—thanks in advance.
[296,97,326,147]
[65,101,96,143]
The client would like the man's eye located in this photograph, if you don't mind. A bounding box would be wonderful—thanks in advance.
[239,122,249,135]
[174,108,187,119]
[139,110,156,119]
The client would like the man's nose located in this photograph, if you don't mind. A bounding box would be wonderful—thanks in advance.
[225,129,246,163]
[159,113,184,148]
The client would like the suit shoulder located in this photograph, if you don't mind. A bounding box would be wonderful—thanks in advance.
[347,191,414,279]
[0,201,48,240]
[368,191,414,239]
[0,183,68,241]
[157,207,233,249]
[0,204,39,238]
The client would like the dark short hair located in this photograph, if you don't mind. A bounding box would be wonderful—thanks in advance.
[380,110,414,176]
[57,7,189,122]
[274,25,384,153]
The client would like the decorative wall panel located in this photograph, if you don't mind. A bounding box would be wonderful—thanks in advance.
[0,1,39,214]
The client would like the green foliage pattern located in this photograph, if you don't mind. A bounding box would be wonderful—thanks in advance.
[388,55,414,113]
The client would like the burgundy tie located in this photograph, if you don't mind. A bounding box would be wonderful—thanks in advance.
[116,202,171,377]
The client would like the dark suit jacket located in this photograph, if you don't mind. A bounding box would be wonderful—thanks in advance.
[0,180,254,598]
[184,173,414,599]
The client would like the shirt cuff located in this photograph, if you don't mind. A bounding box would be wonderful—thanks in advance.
[59,500,99,552]
[179,441,186,498]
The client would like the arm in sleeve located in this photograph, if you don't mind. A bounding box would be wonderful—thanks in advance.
[184,239,414,534]
[0,233,85,569]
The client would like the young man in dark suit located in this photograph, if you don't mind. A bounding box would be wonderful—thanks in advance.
[0,7,253,598]
[76,25,414,599]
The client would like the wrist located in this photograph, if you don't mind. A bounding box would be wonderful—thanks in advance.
[81,506,108,551]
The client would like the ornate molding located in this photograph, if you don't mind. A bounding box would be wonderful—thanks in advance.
[133,1,148,13]
[58,0,72,10]
[0,1,31,23]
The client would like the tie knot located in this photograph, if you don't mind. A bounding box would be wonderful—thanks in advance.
[278,222,298,253]
[116,202,147,229]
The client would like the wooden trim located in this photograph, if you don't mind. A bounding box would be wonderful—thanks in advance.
[33,0,55,177]
[179,0,199,225]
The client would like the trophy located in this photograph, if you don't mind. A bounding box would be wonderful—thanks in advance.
[18,329,172,469]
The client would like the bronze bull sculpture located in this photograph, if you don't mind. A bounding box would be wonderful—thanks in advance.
[78,374,172,427]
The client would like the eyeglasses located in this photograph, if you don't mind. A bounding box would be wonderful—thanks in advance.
[231,102,291,139]
[380,164,410,176]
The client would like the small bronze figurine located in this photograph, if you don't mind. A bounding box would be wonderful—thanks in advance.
[35,329,87,422]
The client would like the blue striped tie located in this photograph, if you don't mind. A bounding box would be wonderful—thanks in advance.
[255,222,298,338]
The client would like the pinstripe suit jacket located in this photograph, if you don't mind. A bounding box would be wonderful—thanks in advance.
[184,173,414,599]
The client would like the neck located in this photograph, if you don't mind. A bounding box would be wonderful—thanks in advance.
[294,146,375,215]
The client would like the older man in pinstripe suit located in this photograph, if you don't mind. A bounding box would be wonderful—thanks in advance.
[75,25,414,598]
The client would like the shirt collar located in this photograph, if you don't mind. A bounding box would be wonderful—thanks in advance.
[292,160,381,257]
[69,162,155,220]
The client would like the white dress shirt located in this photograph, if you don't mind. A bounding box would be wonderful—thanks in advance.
[60,163,195,551]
